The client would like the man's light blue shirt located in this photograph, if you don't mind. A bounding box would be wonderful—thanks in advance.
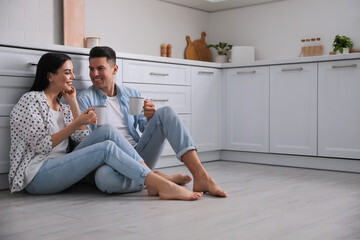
[77,84,147,143]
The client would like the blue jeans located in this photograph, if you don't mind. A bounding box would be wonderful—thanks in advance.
[26,124,151,194]
[26,106,195,194]
[135,106,195,169]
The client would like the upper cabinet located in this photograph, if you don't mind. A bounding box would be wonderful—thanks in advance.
[225,66,270,153]
[270,63,317,156]
[318,60,360,159]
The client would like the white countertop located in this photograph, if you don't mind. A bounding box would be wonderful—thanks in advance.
[1,40,360,68]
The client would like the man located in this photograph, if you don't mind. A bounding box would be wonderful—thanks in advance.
[77,46,227,197]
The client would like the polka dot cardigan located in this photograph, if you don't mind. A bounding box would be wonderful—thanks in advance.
[9,91,89,193]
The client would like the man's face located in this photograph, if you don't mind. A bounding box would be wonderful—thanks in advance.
[89,57,118,91]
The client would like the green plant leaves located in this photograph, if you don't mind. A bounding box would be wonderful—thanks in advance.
[332,34,353,53]
[206,42,233,55]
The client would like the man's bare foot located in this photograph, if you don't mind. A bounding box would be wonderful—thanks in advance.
[154,171,192,185]
[193,174,227,197]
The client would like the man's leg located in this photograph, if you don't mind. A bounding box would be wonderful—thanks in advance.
[136,106,226,197]
[182,150,227,197]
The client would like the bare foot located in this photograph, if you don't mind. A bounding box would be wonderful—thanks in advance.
[154,171,192,185]
[158,182,203,200]
[193,174,227,197]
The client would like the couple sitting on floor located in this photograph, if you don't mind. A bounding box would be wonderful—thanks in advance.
[9,46,227,200]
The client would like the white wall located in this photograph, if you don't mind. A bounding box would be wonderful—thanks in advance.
[0,0,63,45]
[85,0,210,59]
[208,0,360,60]
[1,0,359,61]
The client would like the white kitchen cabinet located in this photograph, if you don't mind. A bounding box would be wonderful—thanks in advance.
[225,66,270,152]
[270,63,317,156]
[123,62,191,157]
[123,60,190,86]
[318,60,360,159]
[190,67,221,152]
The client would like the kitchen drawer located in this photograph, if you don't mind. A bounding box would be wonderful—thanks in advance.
[123,60,190,85]
[162,114,191,156]
[0,47,46,77]
[0,117,10,173]
[0,76,33,116]
[123,83,190,114]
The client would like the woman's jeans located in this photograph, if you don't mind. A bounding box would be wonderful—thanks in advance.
[26,124,151,194]
[26,106,195,194]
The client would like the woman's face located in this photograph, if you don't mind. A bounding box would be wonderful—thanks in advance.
[49,60,75,92]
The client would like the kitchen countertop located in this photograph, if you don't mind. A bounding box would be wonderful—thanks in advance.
[1,40,360,68]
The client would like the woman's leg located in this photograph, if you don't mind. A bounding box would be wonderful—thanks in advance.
[26,141,150,195]
[75,124,143,163]
[94,165,144,194]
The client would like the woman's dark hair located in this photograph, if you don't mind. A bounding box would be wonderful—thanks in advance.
[89,46,116,66]
[29,52,71,92]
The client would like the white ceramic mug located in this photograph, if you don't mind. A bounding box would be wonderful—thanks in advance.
[92,105,107,125]
[129,97,144,115]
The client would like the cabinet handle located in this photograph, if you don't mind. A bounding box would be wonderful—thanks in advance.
[281,67,303,72]
[28,62,38,66]
[198,71,214,75]
[236,70,256,74]
[332,64,357,69]
[150,72,169,77]
[150,98,169,102]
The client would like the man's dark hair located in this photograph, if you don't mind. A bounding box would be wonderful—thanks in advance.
[89,46,116,66]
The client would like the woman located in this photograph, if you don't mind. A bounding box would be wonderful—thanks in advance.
[9,52,202,200]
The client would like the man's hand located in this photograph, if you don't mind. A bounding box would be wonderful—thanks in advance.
[144,99,155,121]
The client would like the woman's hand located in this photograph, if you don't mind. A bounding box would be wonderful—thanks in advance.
[62,86,77,104]
[75,108,97,127]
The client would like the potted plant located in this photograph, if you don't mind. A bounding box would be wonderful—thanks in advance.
[207,42,232,63]
[332,35,353,54]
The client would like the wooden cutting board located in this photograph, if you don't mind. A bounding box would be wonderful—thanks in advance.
[185,32,212,62]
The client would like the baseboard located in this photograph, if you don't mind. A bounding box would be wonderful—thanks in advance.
[221,150,360,173]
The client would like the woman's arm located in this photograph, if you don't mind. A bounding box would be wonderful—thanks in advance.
[62,86,88,130]
[51,108,96,148]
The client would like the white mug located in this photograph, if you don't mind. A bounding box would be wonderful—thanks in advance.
[92,105,107,125]
[129,97,144,115]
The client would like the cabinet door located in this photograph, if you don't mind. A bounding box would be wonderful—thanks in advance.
[191,67,220,152]
[270,63,317,156]
[318,60,360,159]
[0,117,10,173]
[225,67,269,152]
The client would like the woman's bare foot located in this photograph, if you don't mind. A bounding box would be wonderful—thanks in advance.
[145,172,203,200]
[158,182,203,200]
[193,174,227,197]
[154,171,192,185]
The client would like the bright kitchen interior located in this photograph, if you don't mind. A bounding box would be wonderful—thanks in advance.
[0,0,359,239]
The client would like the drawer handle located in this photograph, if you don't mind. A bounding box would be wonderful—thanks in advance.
[332,64,357,69]
[237,70,256,74]
[150,98,169,102]
[150,72,169,77]
[198,71,214,75]
[281,67,303,72]
[28,62,38,66]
